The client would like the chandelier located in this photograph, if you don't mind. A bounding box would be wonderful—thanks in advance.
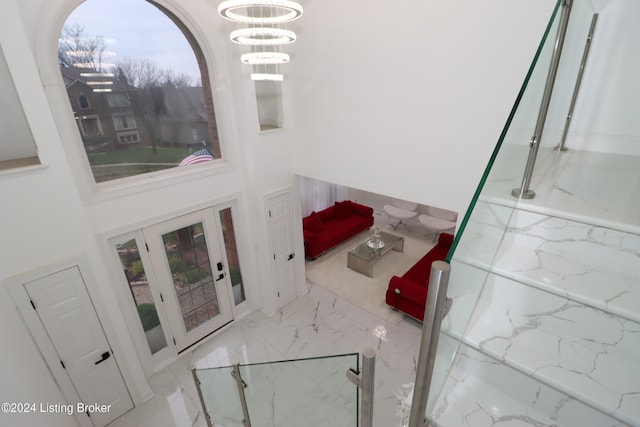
[218,0,303,24]
[218,0,303,81]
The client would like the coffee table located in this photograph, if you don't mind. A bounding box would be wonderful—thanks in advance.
[347,231,404,277]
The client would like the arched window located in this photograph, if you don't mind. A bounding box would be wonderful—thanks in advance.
[58,0,221,183]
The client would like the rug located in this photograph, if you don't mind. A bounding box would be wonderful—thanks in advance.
[305,231,433,324]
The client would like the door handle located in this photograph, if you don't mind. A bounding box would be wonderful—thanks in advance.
[216,273,225,282]
[287,253,295,261]
[94,351,110,365]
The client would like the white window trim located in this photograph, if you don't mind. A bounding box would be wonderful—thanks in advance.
[33,0,240,205]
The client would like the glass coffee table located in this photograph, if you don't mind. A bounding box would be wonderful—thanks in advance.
[347,230,404,277]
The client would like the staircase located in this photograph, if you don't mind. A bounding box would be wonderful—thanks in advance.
[428,149,640,426]
[409,0,640,423]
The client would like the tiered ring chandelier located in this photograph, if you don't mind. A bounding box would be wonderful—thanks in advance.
[218,0,303,81]
[218,0,303,24]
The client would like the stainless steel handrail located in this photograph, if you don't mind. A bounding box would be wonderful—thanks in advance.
[512,0,574,199]
[408,261,451,427]
[555,13,599,152]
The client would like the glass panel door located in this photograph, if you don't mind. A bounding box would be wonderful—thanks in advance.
[144,209,233,351]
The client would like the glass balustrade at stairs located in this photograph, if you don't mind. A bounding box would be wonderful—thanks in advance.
[422,2,565,422]
[408,0,640,425]
[406,1,575,425]
[193,351,372,427]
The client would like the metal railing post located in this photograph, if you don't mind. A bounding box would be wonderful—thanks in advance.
[192,368,214,427]
[346,348,376,427]
[512,0,574,199]
[555,13,598,152]
[231,364,252,427]
[408,261,451,427]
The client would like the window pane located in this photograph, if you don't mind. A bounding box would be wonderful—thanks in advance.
[219,207,245,305]
[162,223,221,332]
[116,238,167,354]
[59,0,221,183]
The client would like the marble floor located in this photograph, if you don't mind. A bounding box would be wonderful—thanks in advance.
[109,282,423,427]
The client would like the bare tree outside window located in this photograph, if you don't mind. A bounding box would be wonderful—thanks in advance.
[58,0,221,183]
[58,23,109,71]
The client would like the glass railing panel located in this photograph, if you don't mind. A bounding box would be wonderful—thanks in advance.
[194,353,359,427]
[422,1,565,420]
[194,365,245,426]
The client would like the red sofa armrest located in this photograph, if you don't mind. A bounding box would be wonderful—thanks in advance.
[303,229,318,246]
[350,201,374,217]
[388,276,428,305]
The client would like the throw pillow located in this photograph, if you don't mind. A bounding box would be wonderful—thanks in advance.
[304,212,325,232]
[334,201,352,220]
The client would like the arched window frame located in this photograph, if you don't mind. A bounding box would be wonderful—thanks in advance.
[35,0,238,202]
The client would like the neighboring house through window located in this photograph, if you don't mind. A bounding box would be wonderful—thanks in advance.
[58,0,222,184]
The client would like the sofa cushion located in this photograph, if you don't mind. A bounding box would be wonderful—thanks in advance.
[402,242,451,286]
[334,200,353,220]
[303,212,325,233]
[318,206,336,222]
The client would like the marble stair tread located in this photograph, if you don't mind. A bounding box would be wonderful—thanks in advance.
[479,147,640,234]
[492,208,640,324]
[430,344,625,427]
[460,273,640,426]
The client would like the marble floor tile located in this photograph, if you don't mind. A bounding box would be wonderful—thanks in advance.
[109,283,422,427]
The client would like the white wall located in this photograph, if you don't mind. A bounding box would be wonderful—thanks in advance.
[0,3,123,425]
[568,0,640,154]
[289,0,558,217]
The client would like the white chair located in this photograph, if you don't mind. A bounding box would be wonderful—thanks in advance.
[383,198,418,230]
[418,206,457,241]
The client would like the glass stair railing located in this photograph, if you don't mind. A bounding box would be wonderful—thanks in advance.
[193,350,376,427]
[409,2,567,423]
[407,0,640,426]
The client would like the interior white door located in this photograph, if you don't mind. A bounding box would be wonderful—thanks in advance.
[144,209,234,352]
[267,192,297,307]
[24,267,133,427]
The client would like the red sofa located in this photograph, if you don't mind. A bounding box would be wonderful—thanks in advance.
[302,200,374,259]
[385,233,454,321]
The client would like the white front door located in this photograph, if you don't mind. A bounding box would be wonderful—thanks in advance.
[267,192,297,307]
[143,209,234,352]
[24,267,133,427]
